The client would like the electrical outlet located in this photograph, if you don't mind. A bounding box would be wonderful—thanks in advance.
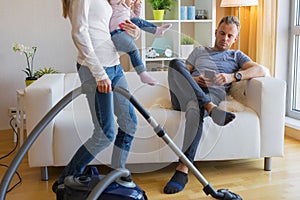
[8,107,17,117]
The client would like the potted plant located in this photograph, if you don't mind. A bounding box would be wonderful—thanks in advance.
[146,0,174,20]
[34,67,60,78]
[12,43,38,86]
[180,35,194,59]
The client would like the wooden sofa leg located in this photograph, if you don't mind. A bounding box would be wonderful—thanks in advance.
[41,167,49,181]
[264,157,272,171]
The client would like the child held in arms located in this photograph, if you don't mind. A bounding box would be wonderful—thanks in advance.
[109,0,172,85]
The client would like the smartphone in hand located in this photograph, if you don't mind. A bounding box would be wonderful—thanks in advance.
[204,69,216,80]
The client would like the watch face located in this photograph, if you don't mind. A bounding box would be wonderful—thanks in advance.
[235,72,242,81]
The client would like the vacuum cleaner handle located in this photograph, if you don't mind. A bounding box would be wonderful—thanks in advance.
[114,86,209,185]
[113,86,242,200]
[113,86,150,120]
[113,86,165,133]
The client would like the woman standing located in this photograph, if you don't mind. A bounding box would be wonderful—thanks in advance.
[52,0,141,192]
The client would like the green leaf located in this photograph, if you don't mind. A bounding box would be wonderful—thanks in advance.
[34,67,60,78]
[147,0,174,11]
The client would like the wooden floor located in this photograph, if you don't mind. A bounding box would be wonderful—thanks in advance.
[1,129,300,200]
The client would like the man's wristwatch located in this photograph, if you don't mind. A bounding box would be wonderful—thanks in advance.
[234,72,242,82]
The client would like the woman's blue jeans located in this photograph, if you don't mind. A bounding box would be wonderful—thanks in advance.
[58,64,137,184]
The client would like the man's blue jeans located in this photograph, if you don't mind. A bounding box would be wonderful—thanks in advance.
[58,64,137,184]
[168,59,225,162]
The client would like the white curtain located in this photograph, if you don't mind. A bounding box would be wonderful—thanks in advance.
[256,0,278,76]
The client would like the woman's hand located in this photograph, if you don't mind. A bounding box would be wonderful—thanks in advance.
[120,19,141,39]
[97,78,112,93]
[134,0,141,5]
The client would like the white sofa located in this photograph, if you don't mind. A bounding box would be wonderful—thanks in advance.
[24,71,286,180]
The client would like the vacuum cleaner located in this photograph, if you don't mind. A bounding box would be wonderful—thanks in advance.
[0,85,242,200]
[57,166,147,200]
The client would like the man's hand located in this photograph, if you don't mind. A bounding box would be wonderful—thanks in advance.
[193,75,214,87]
[193,73,235,87]
[120,19,141,39]
[97,78,112,93]
[214,73,235,86]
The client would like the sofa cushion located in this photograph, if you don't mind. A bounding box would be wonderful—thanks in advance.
[53,105,186,166]
[196,107,260,161]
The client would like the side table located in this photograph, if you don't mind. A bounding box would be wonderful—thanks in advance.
[16,89,25,146]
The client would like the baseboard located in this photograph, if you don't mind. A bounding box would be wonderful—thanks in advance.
[0,129,14,135]
[285,126,300,141]
[285,117,300,130]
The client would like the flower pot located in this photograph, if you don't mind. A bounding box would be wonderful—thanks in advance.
[25,79,36,87]
[180,44,194,59]
[152,10,165,20]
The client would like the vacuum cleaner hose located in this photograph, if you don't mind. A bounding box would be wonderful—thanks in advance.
[86,168,130,200]
[0,87,82,200]
[0,85,242,200]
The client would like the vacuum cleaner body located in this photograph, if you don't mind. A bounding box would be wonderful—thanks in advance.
[56,167,147,200]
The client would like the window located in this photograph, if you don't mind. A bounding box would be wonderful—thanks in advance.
[287,0,300,119]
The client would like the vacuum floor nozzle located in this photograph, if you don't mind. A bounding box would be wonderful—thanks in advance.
[216,189,243,200]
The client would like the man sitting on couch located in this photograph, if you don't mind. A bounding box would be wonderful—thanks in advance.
[164,15,267,194]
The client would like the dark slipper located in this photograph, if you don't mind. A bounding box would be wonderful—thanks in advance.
[52,180,59,194]
[163,170,188,194]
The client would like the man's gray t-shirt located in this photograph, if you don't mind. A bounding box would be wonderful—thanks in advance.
[186,46,251,93]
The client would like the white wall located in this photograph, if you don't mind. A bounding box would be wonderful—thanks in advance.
[0,0,291,130]
[0,0,77,130]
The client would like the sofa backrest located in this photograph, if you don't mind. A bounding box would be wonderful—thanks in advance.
[64,73,81,95]
[62,71,171,108]
[125,71,171,109]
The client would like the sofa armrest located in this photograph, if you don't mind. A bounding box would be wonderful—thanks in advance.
[24,74,65,167]
[245,77,286,157]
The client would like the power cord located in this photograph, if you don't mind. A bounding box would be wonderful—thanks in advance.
[0,116,22,193]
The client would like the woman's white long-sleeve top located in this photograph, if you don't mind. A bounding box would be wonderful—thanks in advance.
[68,0,120,81]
